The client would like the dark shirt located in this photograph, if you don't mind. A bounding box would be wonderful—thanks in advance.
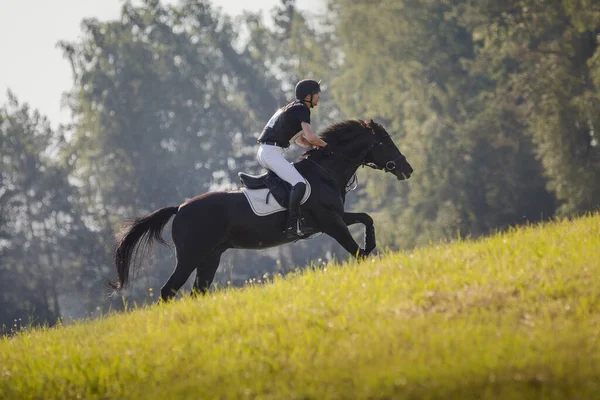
[257,101,310,148]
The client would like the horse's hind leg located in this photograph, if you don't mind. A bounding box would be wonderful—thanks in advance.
[160,251,198,302]
[191,244,228,296]
[160,212,226,301]
[160,196,228,300]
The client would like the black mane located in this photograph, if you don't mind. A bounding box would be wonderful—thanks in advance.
[300,119,372,160]
[317,119,370,146]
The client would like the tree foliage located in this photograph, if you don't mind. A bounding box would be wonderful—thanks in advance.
[330,0,598,248]
[0,92,102,332]
[2,0,599,326]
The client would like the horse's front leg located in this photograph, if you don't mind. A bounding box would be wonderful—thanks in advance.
[319,210,366,260]
[343,212,376,255]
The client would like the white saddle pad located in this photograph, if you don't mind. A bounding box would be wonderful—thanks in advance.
[241,181,311,217]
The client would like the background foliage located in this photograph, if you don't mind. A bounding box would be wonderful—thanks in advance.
[1,0,598,332]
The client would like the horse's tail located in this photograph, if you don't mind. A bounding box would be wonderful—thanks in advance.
[110,206,179,290]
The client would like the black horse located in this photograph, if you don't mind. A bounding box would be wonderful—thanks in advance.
[111,119,413,301]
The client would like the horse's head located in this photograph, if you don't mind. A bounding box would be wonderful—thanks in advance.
[306,119,413,180]
[362,120,413,180]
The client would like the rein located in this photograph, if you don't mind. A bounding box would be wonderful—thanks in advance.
[305,158,358,195]
[315,134,406,173]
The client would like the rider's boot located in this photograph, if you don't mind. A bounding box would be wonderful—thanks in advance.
[283,182,306,239]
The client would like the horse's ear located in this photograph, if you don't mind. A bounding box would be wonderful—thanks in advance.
[365,119,376,133]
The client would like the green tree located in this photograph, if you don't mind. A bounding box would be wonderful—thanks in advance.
[0,92,102,331]
[460,0,600,215]
[330,0,555,248]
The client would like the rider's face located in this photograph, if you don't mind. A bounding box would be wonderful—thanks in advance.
[305,92,320,107]
[312,92,320,106]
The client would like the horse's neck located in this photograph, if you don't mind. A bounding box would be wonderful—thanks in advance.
[299,128,369,190]
[301,152,360,193]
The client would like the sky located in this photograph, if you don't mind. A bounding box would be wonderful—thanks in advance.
[0,0,325,128]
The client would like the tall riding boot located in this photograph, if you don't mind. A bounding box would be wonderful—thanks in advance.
[284,182,307,239]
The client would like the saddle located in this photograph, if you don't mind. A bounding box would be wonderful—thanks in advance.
[238,170,316,237]
[238,171,292,208]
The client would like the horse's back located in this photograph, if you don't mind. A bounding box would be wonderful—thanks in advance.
[177,190,250,221]
[174,189,287,248]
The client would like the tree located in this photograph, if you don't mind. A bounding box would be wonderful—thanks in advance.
[330,0,556,248]
[459,0,600,215]
[0,91,102,331]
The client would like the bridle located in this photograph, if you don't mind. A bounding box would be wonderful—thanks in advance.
[362,134,407,173]
[316,130,406,174]
[304,127,408,193]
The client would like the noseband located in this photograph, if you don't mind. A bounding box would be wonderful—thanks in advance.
[363,139,406,172]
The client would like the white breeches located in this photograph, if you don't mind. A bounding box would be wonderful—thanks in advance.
[257,144,305,186]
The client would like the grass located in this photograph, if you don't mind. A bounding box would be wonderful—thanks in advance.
[1,213,600,399]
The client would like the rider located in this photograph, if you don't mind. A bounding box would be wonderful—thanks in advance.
[256,79,328,239]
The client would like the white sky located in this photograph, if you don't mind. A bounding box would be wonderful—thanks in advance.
[0,0,325,128]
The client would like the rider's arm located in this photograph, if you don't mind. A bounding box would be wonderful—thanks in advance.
[295,135,313,148]
[301,122,327,147]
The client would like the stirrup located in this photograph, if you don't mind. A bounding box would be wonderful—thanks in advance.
[284,218,305,238]
[295,218,305,237]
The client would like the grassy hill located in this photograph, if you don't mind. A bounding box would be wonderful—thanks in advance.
[1,213,599,399]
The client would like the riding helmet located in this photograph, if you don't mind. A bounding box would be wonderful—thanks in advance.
[295,79,321,100]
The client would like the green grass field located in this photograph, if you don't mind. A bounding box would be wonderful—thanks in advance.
[1,214,599,399]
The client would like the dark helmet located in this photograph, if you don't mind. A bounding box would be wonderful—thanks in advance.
[295,79,321,100]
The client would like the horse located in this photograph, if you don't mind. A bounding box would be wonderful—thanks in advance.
[111,119,414,301]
